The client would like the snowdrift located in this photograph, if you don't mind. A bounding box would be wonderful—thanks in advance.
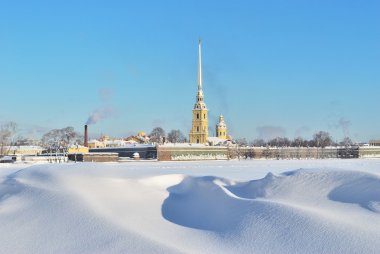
[1,160,380,253]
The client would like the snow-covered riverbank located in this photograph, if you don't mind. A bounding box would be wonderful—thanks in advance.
[1,159,380,253]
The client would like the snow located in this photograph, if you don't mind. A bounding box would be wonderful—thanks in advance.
[1,159,380,253]
[160,143,209,148]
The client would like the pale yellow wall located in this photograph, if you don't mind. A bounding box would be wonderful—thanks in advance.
[88,142,105,149]
[216,126,228,140]
[68,146,89,154]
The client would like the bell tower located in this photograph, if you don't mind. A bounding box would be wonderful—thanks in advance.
[189,39,208,144]
[216,114,228,140]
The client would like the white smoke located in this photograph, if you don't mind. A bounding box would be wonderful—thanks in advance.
[85,87,117,125]
[86,106,115,125]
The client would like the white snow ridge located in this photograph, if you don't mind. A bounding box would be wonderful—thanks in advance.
[1,159,380,254]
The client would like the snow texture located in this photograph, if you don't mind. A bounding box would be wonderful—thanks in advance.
[1,159,380,253]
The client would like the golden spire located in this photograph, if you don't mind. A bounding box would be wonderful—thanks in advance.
[198,38,202,90]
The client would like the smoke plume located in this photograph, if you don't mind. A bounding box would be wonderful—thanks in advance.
[337,117,351,137]
[86,106,115,125]
[85,87,117,125]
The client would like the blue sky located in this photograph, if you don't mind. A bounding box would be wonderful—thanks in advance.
[0,0,379,142]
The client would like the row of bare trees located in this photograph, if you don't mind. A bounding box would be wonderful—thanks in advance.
[0,122,83,156]
[149,127,186,144]
[236,131,354,148]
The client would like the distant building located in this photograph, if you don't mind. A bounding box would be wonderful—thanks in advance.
[4,146,44,156]
[125,132,150,144]
[369,140,380,146]
[87,133,149,149]
[68,145,89,154]
[88,135,127,148]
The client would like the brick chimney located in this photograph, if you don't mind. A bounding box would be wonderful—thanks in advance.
[84,125,88,147]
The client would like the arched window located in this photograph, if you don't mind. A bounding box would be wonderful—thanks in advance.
[197,113,199,119]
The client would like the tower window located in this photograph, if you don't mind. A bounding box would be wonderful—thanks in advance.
[197,139,200,143]
[204,114,206,119]
[197,113,199,119]
[197,126,199,132]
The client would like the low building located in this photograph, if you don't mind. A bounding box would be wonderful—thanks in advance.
[126,132,150,144]
[3,146,45,156]
[68,145,89,154]
[89,144,157,159]
[68,153,119,162]
[369,140,380,146]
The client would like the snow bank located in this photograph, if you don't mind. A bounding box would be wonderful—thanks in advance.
[1,160,380,253]
[163,169,380,253]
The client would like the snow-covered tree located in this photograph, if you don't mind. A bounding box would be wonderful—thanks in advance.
[41,127,82,152]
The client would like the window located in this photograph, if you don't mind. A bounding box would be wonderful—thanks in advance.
[197,139,199,143]
[197,113,199,119]
[204,114,206,119]
[197,126,199,132]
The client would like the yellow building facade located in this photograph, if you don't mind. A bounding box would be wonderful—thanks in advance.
[68,145,89,154]
[189,40,209,144]
[216,114,228,140]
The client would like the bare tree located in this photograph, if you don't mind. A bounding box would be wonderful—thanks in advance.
[235,138,248,147]
[313,131,333,148]
[339,137,353,147]
[167,129,186,143]
[0,122,17,156]
[268,137,290,147]
[149,127,166,144]
[292,137,304,147]
[251,139,266,147]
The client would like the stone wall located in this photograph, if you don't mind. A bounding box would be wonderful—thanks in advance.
[158,146,228,161]
[157,146,377,161]
[359,147,380,158]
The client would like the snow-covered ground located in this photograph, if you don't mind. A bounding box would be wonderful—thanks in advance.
[1,159,380,253]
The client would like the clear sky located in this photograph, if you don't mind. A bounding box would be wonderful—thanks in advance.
[0,0,379,142]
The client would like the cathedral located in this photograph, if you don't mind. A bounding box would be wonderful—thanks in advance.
[189,40,229,144]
